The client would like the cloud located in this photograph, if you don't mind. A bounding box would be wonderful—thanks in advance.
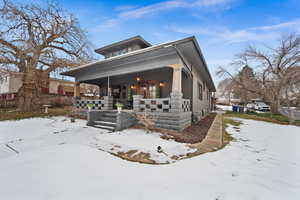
[119,0,232,19]
[170,18,300,44]
[114,5,137,12]
[93,0,233,32]
[251,18,300,31]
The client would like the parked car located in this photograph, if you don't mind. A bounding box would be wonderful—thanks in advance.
[246,103,255,110]
[254,102,270,111]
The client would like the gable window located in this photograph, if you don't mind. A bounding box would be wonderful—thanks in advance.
[198,82,203,100]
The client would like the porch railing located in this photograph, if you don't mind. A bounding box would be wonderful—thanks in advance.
[133,95,191,113]
[139,98,171,112]
[76,99,105,110]
[182,99,190,112]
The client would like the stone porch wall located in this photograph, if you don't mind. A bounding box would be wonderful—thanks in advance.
[133,93,191,113]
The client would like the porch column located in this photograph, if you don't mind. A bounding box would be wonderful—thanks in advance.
[133,95,143,112]
[103,96,113,110]
[74,81,81,99]
[107,76,112,96]
[170,64,183,112]
[171,64,183,94]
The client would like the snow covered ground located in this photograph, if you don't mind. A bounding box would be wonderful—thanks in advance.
[0,117,300,199]
[216,104,233,111]
[0,117,195,163]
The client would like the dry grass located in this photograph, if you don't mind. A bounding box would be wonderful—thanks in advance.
[225,111,300,127]
[222,117,239,145]
[0,107,71,121]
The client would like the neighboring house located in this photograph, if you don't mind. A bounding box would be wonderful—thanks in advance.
[0,72,23,100]
[61,35,216,131]
[0,72,98,100]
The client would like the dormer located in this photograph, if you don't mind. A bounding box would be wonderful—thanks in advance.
[94,35,152,59]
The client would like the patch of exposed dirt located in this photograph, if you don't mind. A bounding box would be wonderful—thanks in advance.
[116,150,157,164]
[132,113,217,144]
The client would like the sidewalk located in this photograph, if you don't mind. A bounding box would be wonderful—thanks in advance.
[188,113,223,156]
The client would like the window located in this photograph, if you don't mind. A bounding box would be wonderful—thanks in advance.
[149,85,156,99]
[207,90,209,100]
[198,82,203,100]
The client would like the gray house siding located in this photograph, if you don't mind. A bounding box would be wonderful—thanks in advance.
[192,66,212,121]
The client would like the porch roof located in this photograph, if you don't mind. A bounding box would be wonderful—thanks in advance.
[61,36,216,92]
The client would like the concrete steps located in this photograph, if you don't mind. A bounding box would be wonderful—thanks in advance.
[91,111,118,131]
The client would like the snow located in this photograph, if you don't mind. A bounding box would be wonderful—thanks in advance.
[216,104,233,111]
[1,117,300,199]
[0,117,194,163]
[95,129,196,163]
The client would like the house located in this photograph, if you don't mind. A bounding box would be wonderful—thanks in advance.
[0,71,23,100]
[0,71,98,100]
[61,36,216,131]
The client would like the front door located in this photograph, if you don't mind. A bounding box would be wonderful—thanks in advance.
[139,82,158,99]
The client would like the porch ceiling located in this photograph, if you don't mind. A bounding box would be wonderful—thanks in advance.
[82,67,172,86]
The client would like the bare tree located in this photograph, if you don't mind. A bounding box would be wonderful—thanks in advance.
[0,0,92,111]
[217,78,235,104]
[217,33,300,113]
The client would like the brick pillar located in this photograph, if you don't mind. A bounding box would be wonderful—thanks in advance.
[133,95,143,112]
[170,92,183,112]
[74,82,81,98]
[103,96,113,110]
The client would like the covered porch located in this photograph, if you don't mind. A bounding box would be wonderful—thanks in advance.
[74,65,192,113]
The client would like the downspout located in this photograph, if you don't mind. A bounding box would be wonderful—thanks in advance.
[190,65,193,117]
[107,76,110,96]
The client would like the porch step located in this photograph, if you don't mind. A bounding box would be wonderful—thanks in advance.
[93,124,115,131]
[103,112,117,117]
[94,120,117,126]
[99,117,117,123]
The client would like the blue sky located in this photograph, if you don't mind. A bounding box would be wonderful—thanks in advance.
[21,0,300,83]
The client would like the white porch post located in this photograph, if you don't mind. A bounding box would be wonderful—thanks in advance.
[170,63,183,112]
[171,63,182,94]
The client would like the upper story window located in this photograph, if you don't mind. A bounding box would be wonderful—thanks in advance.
[108,46,135,58]
[96,36,152,59]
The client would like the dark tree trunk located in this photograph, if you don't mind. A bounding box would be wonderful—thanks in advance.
[17,69,49,112]
[270,98,280,114]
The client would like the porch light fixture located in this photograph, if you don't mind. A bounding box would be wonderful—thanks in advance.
[159,81,164,87]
